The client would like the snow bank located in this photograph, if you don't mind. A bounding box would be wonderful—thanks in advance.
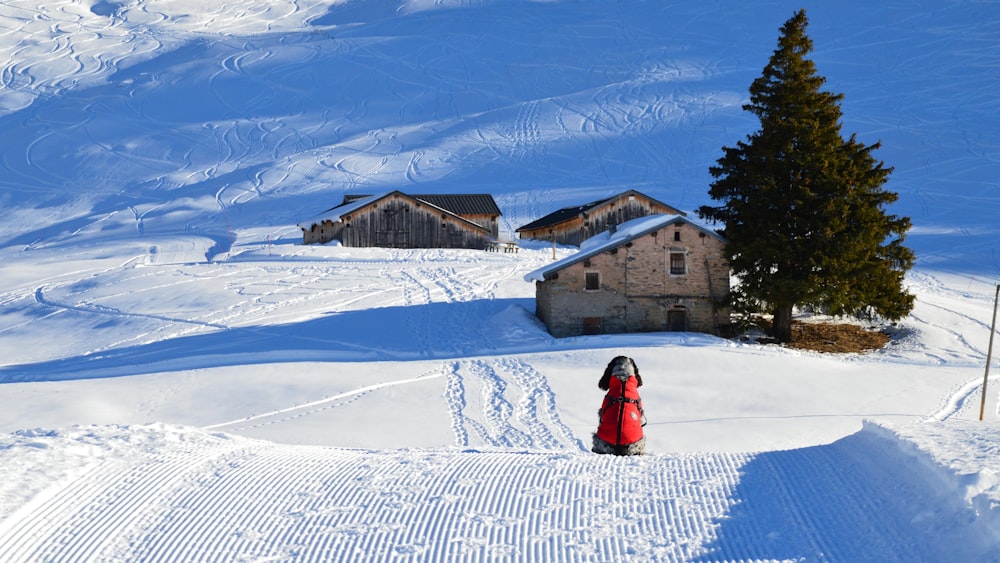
[863,419,1000,544]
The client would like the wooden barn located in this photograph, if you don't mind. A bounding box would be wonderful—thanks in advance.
[515,190,685,247]
[298,191,501,249]
[523,215,731,338]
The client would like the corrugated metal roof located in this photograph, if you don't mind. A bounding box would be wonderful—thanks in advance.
[515,199,606,231]
[411,194,501,217]
[297,191,501,229]
[325,193,500,217]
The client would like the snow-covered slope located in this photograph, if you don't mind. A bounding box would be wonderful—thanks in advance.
[1,421,998,561]
[1,0,999,560]
[1,0,996,272]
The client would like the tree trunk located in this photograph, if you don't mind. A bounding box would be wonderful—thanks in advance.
[771,304,794,343]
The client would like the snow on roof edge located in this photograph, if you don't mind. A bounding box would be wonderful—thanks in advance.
[523,214,723,283]
[296,192,388,229]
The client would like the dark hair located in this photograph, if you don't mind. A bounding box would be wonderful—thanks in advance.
[598,355,642,390]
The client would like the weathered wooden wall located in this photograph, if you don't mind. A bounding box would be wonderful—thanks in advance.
[520,194,682,246]
[302,193,498,248]
[307,195,490,249]
[464,214,499,240]
[302,219,341,245]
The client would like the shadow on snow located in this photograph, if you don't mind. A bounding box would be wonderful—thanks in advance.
[696,430,997,562]
[0,297,724,383]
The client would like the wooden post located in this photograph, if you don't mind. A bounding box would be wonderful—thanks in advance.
[979,283,1000,421]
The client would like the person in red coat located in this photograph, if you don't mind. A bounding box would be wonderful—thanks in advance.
[592,356,647,455]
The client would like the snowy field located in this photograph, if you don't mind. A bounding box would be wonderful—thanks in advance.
[1,0,999,561]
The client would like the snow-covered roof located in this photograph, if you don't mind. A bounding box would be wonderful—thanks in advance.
[523,214,724,282]
[296,192,385,229]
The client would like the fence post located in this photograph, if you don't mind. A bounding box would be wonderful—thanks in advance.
[979,283,1000,421]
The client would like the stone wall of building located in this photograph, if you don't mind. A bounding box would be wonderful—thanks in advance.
[536,223,730,337]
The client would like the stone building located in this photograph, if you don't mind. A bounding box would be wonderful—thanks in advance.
[524,215,730,337]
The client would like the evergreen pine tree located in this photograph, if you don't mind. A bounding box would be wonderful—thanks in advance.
[697,9,914,342]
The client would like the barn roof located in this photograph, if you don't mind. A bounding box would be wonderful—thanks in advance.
[515,190,685,232]
[410,194,501,217]
[332,193,499,216]
[523,214,725,282]
[298,193,382,228]
[298,192,500,229]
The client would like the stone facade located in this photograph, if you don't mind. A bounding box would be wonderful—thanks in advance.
[531,217,730,337]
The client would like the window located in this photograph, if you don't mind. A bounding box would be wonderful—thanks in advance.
[585,272,600,290]
[674,231,682,242]
[669,252,686,275]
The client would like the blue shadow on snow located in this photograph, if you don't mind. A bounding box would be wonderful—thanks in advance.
[0,298,723,383]
[695,430,996,562]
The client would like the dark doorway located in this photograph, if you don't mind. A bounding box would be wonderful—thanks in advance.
[667,308,687,331]
[583,317,603,335]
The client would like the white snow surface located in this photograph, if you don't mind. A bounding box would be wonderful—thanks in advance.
[1,0,999,561]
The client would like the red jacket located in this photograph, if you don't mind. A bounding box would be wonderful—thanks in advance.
[596,375,644,446]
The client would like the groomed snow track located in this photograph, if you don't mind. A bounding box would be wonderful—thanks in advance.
[0,424,993,562]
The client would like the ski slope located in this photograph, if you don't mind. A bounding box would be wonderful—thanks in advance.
[1,0,999,560]
[2,242,999,561]
[2,421,998,561]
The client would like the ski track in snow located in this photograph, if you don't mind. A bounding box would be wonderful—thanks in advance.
[445,358,584,451]
[926,374,999,423]
[0,245,545,381]
[1,1,999,559]
[0,424,986,562]
[202,367,449,433]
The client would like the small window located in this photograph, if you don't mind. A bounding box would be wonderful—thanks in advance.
[669,252,686,275]
[674,231,682,242]
[585,272,600,290]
